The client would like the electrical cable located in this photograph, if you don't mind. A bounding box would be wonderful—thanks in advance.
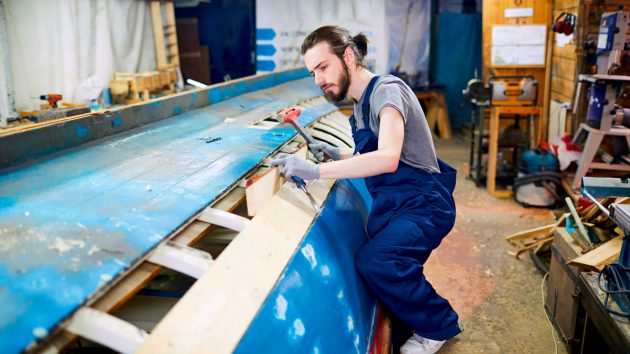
[541,273,559,354]
[597,262,630,318]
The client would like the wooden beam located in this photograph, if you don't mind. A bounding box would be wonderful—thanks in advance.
[138,178,336,354]
[245,167,282,217]
[567,237,623,271]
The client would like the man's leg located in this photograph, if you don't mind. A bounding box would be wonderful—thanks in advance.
[355,217,460,341]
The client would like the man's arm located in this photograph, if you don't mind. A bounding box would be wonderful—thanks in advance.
[319,106,404,179]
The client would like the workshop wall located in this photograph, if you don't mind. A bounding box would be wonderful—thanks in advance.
[4,0,156,111]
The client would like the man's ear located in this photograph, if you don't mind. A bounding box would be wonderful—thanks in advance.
[343,47,355,67]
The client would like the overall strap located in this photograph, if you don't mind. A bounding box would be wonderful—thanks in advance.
[349,76,380,131]
[360,76,380,128]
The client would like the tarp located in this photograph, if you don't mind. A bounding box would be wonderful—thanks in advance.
[5,0,156,111]
[434,12,482,128]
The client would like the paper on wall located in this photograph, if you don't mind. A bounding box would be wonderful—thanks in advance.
[517,45,546,65]
[492,46,518,65]
[518,25,546,45]
[492,26,518,46]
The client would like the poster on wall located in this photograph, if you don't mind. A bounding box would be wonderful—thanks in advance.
[256,0,389,74]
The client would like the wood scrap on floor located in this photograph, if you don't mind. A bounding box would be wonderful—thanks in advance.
[505,213,567,259]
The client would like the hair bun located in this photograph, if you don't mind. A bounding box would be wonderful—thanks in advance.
[352,33,368,58]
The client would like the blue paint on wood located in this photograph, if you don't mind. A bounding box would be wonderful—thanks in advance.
[0,75,335,353]
[0,68,309,169]
[75,124,88,138]
[234,179,376,354]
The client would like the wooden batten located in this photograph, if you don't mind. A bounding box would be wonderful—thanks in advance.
[137,178,336,354]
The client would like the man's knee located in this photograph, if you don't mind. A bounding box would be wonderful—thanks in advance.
[355,243,391,281]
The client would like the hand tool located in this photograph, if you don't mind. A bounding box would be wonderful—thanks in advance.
[291,176,320,213]
[32,94,63,108]
[281,107,332,161]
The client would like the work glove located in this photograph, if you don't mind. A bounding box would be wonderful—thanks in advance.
[308,141,340,161]
[270,154,320,180]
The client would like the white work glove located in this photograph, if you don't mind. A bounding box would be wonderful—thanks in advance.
[270,154,320,180]
[308,141,340,162]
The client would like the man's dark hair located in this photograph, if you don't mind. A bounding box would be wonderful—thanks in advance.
[300,25,369,68]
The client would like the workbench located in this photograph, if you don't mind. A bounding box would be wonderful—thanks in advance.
[577,272,630,353]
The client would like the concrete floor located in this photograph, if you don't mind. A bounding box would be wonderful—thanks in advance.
[426,136,567,353]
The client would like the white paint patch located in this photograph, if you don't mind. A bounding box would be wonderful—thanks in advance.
[320,265,330,277]
[224,117,236,123]
[100,274,113,284]
[337,290,344,300]
[32,326,48,338]
[47,238,85,255]
[76,222,87,230]
[347,315,354,330]
[87,246,100,256]
[300,244,317,269]
[145,185,152,191]
[274,295,288,320]
[293,319,305,337]
[24,211,29,217]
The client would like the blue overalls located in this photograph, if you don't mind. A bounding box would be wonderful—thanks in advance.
[352,76,461,341]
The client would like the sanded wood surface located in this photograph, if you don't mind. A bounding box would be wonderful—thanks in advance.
[138,178,336,353]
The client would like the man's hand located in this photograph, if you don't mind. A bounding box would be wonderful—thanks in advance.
[270,154,320,180]
[308,141,340,162]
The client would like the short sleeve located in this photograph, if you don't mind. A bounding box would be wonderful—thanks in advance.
[371,81,408,126]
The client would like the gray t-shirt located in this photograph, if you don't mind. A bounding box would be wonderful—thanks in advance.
[353,75,439,173]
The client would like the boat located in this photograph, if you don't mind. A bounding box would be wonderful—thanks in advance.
[0,68,389,353]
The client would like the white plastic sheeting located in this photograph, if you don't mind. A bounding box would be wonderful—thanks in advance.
[386,0,430,81]
[4,0,156,111]
[0,0,14,126]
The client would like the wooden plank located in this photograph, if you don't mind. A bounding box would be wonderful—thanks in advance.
[150,1,167,69]
[567,237,623,271]
[555,0,578,11]
[553,43,577,61]
[138,178,336,354]
[164,2,179,67]
[486,107,499,195]
[552,56,576,83]
[506,224,555,243]
[551,76,575,101]
[245,167,282,217]
[34,187,246,353]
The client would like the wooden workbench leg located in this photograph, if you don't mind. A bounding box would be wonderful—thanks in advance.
[572,131,604,189]
[436,93,452,140]
[487,108,499,195]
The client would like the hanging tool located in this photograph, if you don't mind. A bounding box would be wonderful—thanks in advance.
[33,94,63,108]
[281,106,332,161]
[291,176,320,213]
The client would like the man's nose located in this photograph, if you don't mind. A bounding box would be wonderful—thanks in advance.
[314,73,325,86]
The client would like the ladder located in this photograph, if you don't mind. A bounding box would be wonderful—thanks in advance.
[150,1,180,70]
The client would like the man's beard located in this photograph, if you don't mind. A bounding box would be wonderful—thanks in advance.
[324,60,350,102]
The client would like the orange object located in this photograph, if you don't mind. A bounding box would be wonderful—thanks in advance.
[38,94,63,108]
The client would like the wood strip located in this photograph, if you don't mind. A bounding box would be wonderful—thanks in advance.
[138,178,336,354]
[33,187,246,353]
[150,1,166,69]
[245,167,282,217]
[567,237,623,271]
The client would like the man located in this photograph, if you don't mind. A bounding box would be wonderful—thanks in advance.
[271,25,460,354]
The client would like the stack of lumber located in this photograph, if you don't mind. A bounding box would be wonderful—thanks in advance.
[110,68,178,104]
[506,197,628,272]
